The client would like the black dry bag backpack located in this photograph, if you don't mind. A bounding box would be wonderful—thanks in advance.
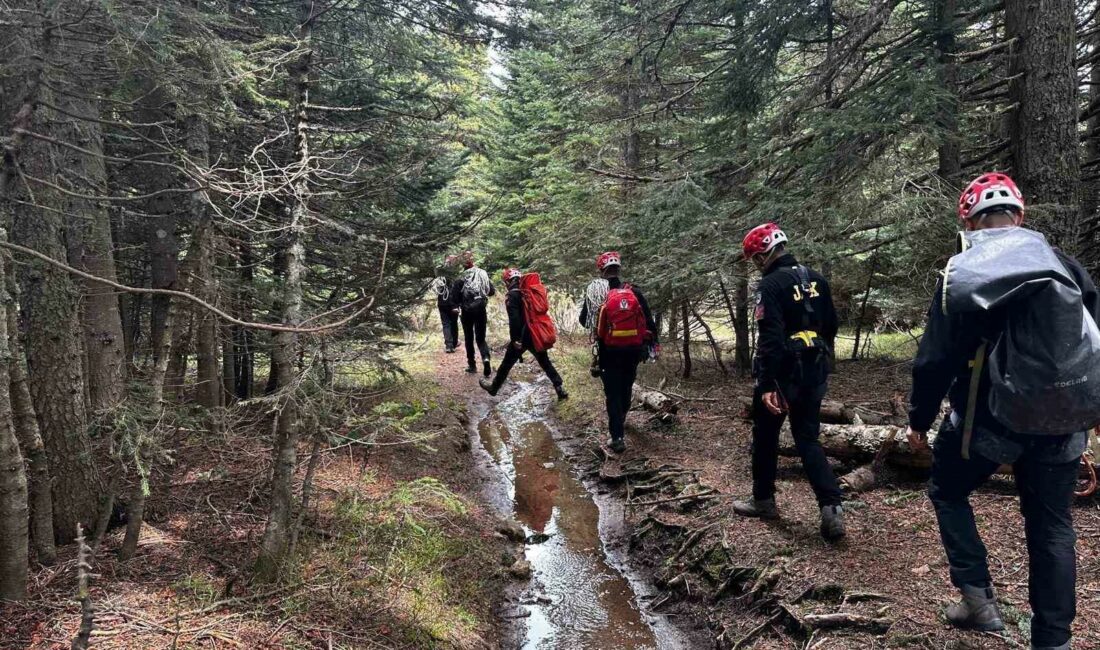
[943,227,1100,435]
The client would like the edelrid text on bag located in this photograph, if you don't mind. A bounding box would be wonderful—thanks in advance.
[520,273,557,352]
[944,227,1100,435]
[598,286,647,348]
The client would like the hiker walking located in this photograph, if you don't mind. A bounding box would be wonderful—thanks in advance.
[432,255,460,353]
[452,251,495,376]
[731,224,845,541]
[907,173,1098,650]
[479,269,568,400]
[579,252,658,454]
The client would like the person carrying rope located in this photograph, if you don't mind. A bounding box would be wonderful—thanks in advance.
[731,223,845,542]
[579,252,658,454]
[907,173,1096,650]
[452,251,495,376]
[432,255,461,353]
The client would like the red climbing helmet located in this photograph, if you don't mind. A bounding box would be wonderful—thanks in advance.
[958,172,1024,221]
[596,251,622,271]
[502,268,522,282]
[742,223,788,259]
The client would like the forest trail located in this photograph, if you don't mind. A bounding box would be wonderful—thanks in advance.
[451,358,698,649]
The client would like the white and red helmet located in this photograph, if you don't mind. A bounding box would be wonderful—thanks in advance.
[742,223,788,259]
[958,172,1024,221]
[502,268,522,282]
[596,251,622,271]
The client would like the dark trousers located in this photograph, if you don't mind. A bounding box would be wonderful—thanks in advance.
[599,348,640,442]
[751,383,842,508]
[928,422,1077,647]
[438,305,459,350]
[492,343,563,389]
[460,307,490,365]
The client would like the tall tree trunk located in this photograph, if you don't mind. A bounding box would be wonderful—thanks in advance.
[0,241,28,600]
[1079,30,1100,268]
[13,98,97,546]
[6,269,55,565]
[256,0,313,580]
[59,90,127,412]
[1005,0,1080,248]
[680,302,692,379]
[734,268,751,374]
[187,118,221,409]
[934,0,961,184]
[235,234,255,400]
[0,2,56,564]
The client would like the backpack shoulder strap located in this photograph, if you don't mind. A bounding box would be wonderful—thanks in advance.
[783,266,816,329]
[961,340,989,461]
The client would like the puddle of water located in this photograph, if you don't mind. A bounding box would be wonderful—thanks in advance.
[472,380,686,650]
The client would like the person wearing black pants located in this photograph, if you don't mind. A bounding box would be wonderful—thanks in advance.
[452,252,494,376]
[433,257,460,353]
[731,223,844,542]
[480,269,567,400]
[579,252,658,454]
[907,173,1092,650]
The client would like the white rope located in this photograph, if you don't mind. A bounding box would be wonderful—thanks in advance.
[582,278,609,330]
[461,267,492,301]
[430,276,450,301]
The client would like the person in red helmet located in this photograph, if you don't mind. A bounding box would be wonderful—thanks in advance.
[479,269,567,400]
[431,255,461,353]
[908,173,1095,650]
[732,223,845,541]
[579,252,658,453]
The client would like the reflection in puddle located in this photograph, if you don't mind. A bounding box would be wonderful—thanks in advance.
[476,382,660,650]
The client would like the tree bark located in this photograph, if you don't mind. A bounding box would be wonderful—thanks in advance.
[0,239,27,599]
[1006,0,1080,248]
[256,0,314,580]
[734,267,751,374]
[680,302,692,379]
[934,0,961,184]
[187,118,221,409]
[6,268,55,565]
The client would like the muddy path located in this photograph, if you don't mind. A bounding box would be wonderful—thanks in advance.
[462,371,705,649]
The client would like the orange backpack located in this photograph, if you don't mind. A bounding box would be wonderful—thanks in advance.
[520,273,557,352]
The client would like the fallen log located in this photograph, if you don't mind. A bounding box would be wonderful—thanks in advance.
[778,423,931,468]
[738,396,904,426]
[633,384,679,423]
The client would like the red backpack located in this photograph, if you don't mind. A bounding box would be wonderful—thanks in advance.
[520,273,557,352]
[598,285,647,347]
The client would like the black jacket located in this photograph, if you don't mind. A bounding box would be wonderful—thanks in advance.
[435,275,458,311]
[752,253,839,387]
[505,286,526,343]
[578,276,659,347]
[909,246,1100,433]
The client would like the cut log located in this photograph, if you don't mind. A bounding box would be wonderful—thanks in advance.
[633,384,679,423]
[737,396,904,426]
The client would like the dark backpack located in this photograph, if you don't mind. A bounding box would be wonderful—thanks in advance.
[460,268,489,310]
[945,227,1100,435]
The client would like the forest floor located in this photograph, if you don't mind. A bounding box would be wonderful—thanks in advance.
[0,338,518,649]
[6,331,1100,650]
[536,340,1100,650]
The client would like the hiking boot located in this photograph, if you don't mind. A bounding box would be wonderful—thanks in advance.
[483,358,492,377]
[820,505,846,541]
[945,584,1005,633]
[478,378,499,397]
[732,497,778,519]
[465,363,477,373]
[445,346,455,354]
[1031,642,1071,650]
[608,437,626,454]
[554,385,569,401]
